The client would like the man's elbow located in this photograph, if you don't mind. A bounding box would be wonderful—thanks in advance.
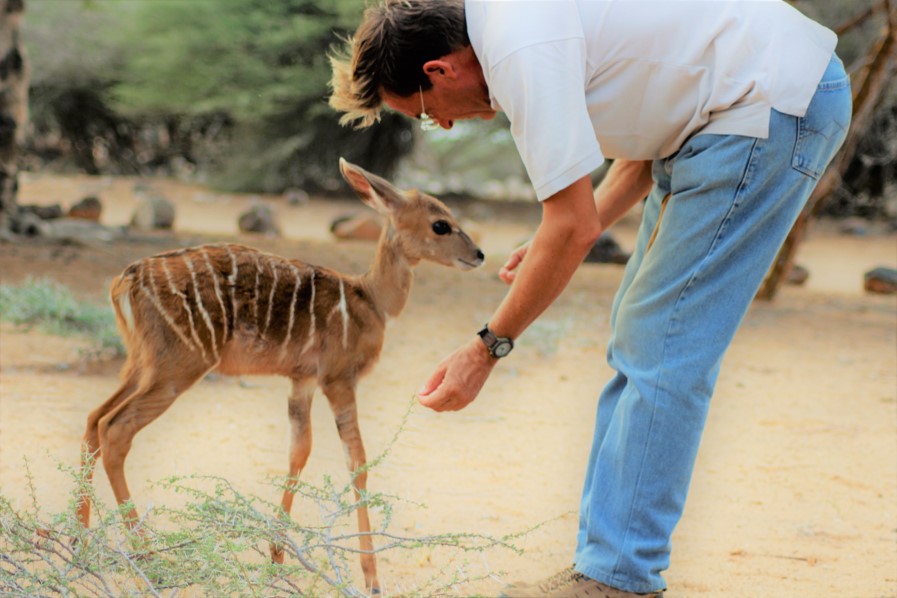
[542,175,605,253]
[552,214,603,256]
[574,219,604,254]
[566,206,604,252]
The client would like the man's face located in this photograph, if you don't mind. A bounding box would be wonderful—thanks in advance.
[382,76,496,131]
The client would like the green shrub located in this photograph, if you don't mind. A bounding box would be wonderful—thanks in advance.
[0,277,124,358]
[0,405,548,597]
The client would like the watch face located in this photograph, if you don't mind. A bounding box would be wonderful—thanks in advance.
[493,341,512,358]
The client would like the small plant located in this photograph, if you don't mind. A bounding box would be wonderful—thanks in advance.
[0,457,540,597]
[1,402,555,596]
[0,277,124,358]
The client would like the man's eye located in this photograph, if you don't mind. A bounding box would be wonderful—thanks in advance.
[432,220,452,235]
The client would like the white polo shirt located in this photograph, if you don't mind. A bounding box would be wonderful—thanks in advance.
[465,0,838,200]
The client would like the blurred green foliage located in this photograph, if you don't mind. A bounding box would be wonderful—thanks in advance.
[115,1,339,120]
[24,0,413,192]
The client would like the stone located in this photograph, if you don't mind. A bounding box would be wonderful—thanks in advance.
[839,217,869,236]
[330,212,383,241]
[583,231,630,265]
[238,204,279,235]
[864,267,897,295]
[787,264,810,286]
[19,204,63,220]
[284,188,310,206]
[68,196,102,221]
[130,195,175,231]
[46,219,122,244]
[11,211,50,237]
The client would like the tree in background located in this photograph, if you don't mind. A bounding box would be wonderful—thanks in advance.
[24,0,412,193]
[0,0,29,235]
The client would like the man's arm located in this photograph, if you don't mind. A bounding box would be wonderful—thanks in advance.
[593,159,654,230]
[417,160,653,412]
[500,159,654,284]
[417,174,599,411]
[488,175,601,338]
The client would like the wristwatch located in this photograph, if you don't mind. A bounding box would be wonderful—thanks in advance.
[477,324,514,359]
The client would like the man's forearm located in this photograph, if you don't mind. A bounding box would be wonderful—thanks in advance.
[488,175,603,341]
[594,159,654,230]
[414,166,652,410]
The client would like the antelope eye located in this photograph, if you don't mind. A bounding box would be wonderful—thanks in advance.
[432,220,452,236]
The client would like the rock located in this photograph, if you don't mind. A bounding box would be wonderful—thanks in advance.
[864,267,897,295]
[583,231,630,265]
[11,211,51,237]
[130,196,175,231]
[68,196,102,221]
[238,204,279,235]
[8,212,123,244]
[787,264,810,286]
[839,217,869,236]
[330,212,382,241]
[284,188,310,206]
[45,219,122,244]
[19,204,64,220]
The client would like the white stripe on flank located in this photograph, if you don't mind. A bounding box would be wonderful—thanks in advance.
[202,249,229,343]
[185,253,220,362]
[143,261,196,352]
[263,258,279,339]
[161,259,206,361]
[280,263,302,359]
[253,252,261,326]
[301,269,316,355]
[337,278,349,349]
[226,245,238,325]
[116,284,134,335]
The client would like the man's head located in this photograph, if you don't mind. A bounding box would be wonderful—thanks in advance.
[330,0,492,130]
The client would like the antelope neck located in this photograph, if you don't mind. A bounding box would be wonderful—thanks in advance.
[364,222,415,319]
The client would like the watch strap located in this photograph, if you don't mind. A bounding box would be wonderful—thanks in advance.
[477,324,514,358]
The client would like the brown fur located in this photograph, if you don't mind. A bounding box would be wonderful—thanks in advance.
[77,160,484,593]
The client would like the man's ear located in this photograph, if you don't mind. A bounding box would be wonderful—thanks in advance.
[423,59,457,80]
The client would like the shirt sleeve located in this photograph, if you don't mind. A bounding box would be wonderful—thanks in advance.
[487,38,604,201]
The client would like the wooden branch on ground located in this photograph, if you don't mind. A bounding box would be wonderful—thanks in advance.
[757,0,897,301]
[835,4,877,36]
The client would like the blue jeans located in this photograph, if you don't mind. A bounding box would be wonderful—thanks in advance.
[574,55,851,593]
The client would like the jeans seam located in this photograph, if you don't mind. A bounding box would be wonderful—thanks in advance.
[815,77,850,91]
[793,117,818,179]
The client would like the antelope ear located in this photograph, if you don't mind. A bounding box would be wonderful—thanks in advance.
[339,158,407,216]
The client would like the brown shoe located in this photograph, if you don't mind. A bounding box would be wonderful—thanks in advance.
[499,566,664,598]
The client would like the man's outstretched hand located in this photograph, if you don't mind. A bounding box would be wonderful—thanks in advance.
[417,337,496,412]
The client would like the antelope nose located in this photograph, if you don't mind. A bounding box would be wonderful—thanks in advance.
[476,250,485,261]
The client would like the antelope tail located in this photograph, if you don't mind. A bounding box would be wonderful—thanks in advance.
[109,272,136,346]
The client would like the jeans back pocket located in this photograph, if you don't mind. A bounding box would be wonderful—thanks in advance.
[792,69,852,180]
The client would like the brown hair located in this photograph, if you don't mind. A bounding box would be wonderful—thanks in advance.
[329,0,468,128]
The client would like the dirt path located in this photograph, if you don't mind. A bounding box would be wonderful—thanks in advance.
[1,172,895,596]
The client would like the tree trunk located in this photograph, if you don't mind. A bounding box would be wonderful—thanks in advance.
[0,0,29,234]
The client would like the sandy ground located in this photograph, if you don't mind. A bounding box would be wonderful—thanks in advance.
[1,171,895,597]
